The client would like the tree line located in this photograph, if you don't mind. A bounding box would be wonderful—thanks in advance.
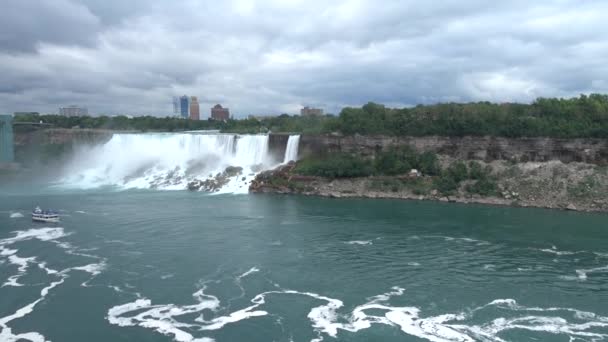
[13,94,608,138]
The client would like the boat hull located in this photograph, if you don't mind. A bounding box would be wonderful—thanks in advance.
[32,216,60,223]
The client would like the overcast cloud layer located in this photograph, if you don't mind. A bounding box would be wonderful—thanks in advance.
[1,0,607,117]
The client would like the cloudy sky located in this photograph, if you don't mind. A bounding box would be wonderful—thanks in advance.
[1,0,607,117]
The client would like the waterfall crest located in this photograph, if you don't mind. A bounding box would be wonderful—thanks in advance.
[60,132,299,193]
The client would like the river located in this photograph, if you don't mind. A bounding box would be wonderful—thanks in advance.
[1,187,607,342]
[1,132,608,341]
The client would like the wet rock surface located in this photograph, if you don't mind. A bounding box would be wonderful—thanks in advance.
[188,166,244,192]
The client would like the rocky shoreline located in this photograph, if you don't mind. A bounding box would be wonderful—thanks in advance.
[250,161,608,213]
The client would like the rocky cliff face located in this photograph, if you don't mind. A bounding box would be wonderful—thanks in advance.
[14,128,115,167]
[14,128,114,147]
[297,135,608,165]
[250,159,608,213]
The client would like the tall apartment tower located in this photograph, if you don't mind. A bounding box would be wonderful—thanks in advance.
[189,96,200,120]
[179,95,189,119]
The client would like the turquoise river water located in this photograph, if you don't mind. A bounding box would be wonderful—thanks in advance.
[1,185,607,341]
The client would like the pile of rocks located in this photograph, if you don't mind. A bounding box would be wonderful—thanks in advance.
[187,166,244,192]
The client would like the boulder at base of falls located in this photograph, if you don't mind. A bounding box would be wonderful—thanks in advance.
[187,166,244,192]
[224,166,243,177]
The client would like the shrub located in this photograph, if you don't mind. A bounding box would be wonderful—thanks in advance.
[418,152,441,176]
[447,161,469,183]
[374,147,417,175]
[374,147,440,176]
[295,154,374,178]
[407,178,433,195]
[466,178,499,196]
[468,161,485,180]
[434,174,459,195]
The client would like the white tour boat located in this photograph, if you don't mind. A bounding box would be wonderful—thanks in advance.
[32,206,60,223]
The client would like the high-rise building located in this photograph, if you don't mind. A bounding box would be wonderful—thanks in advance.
[189,96,200,120]
[180,95,189,119]
[300,106,323,116]
[59,105,89,117]
[211,104,230,121]
[172,97,180,116]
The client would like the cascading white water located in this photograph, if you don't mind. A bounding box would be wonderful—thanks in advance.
[60,133,284,193]
[283,135,300,163]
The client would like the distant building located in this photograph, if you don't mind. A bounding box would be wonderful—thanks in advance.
[59,106,88,117]
[172,97,180,116]
[189,96,200,120]
[180,95,189,119]
[300,106,323,116]
[211,104,230,121]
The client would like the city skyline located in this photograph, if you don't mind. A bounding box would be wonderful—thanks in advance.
[1,1,607,117]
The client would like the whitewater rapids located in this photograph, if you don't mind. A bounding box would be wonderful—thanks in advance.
[60,133,300,193]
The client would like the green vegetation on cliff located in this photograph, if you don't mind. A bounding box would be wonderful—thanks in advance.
[293,148,498,196]
[294,148,441,178]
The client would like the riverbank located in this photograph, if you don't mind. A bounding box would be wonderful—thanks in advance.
[250,159,608,213]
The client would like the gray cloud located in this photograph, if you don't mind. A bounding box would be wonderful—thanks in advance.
[1,0,607,117]
[0,0,101,53]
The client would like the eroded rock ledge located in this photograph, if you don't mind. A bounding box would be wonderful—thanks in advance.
[250,160,608,213]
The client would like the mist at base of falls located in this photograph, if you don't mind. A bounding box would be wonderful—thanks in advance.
[59,132,300,193]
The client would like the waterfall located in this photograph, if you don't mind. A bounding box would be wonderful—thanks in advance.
[283,135,300,163]
[60,133,275,193]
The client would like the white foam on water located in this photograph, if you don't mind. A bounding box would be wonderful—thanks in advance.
[574,265,608,281]
[3,255,36,287]
[107,283,608,342]
[345,240,373,246]
[75,210,86,214]
[9,212,23,219]
[483,264,496,270]
[444,299,608,341]
[104,239,134,245]
[108,287,225,342]
[0,246,17,256]
[408,262,421,267]
[37,262,58,275]
[300,287,475,342]
[366,286,405,303]
[54,240,103,260]
[237,267,260,280]
[539,247,577,256]
[73,262,106,276]
[0,277,66,342]
[0,226,111,341]
[0,230,68,287]
[161,274,175,280]
[1,228,68,245]
[423,235,490,246]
